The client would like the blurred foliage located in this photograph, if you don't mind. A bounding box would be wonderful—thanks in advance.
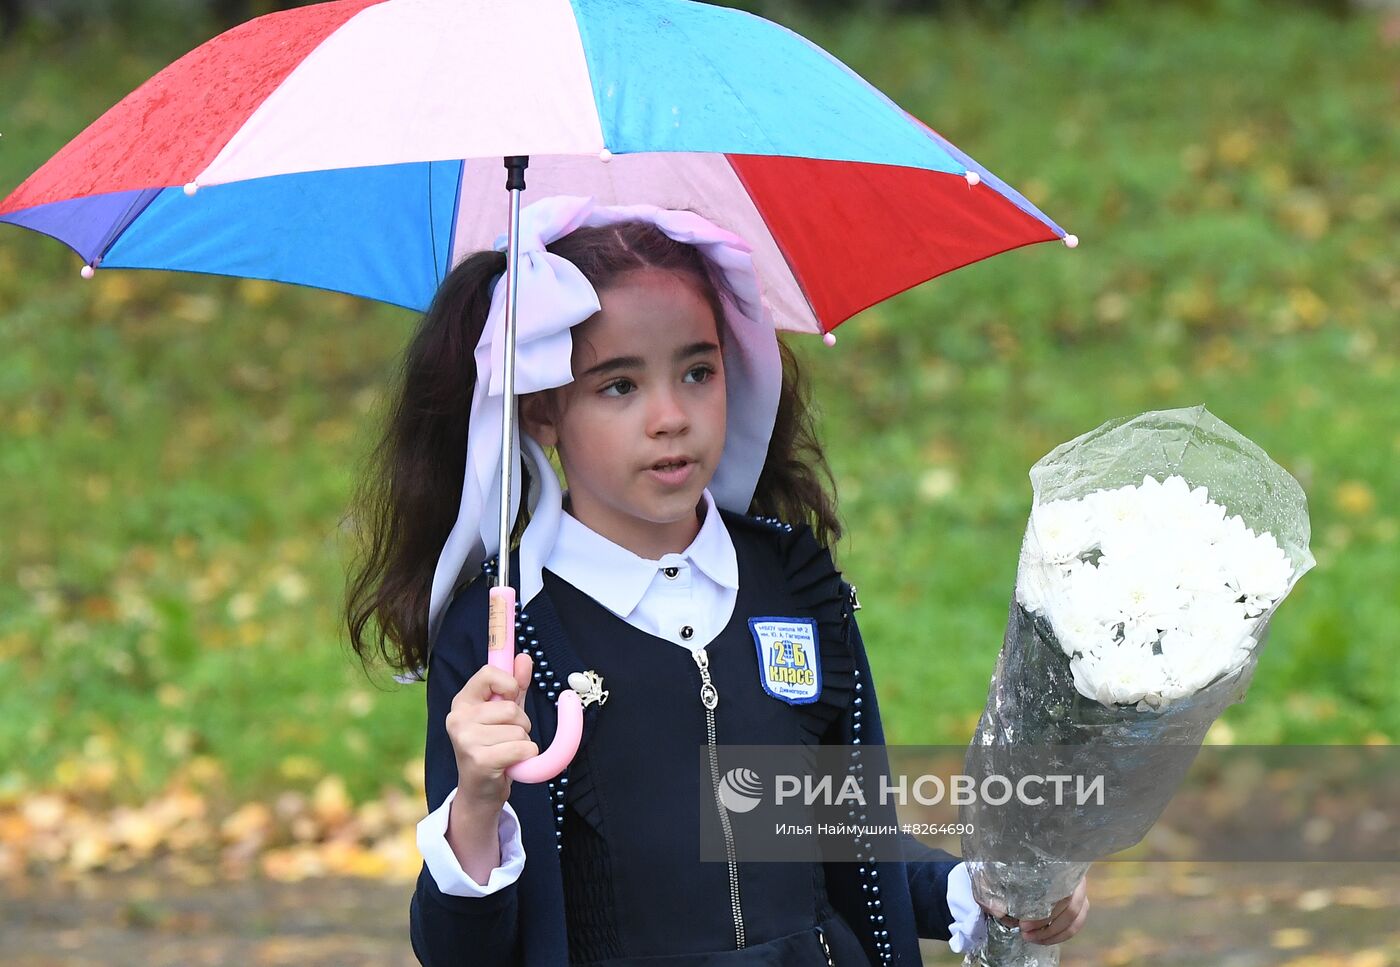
[0,0,1396,825]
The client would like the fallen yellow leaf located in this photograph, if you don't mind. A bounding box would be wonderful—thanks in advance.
[1294,888,1332,912]
[312,775,352,829]
[21,794,67,833]
[1271,927,1314,950]
[68,828,112,872]
[222,802,273,843]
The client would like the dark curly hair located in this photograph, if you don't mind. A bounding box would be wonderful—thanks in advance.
[345,220,841,673]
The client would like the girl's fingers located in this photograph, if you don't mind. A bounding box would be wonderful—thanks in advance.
[1025,899,1088,945]
[477,739,541,772]
[513,652,534,708]
[444,704,533,759]
[1024,882,1089,945]
[1021,918,1052,943]
[1017,901,1058,932]
[451,721,537,768]
[454,664,524,706]
[461,700,532,731]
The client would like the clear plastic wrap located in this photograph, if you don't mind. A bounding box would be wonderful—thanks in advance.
[959,406,1314,966]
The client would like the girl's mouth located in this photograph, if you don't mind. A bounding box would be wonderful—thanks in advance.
[647,459,694,487]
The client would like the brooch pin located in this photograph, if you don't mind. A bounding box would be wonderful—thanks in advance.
[567,670,609,708]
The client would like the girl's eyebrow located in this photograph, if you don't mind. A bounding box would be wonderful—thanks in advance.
[580,341,720,378]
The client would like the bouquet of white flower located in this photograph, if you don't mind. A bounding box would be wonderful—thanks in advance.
[960,406,1314,967]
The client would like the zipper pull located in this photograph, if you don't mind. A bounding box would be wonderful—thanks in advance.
[691,647,719,710]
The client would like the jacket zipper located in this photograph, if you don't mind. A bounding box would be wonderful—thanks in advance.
[691,646,745,949]
[822,583,858,965]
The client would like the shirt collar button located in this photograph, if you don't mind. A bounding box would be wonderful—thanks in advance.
[663,566,680,579]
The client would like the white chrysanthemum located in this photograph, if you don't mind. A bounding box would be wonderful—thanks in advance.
[1069,656,1104,705]
[1083,482,1152,540]
[1159,473,1193,507]
[1058,559,1118,624]
[1225,531,1293,616]
[1029,498,1096,564]
[1213,513,1252,549]
[1169,482,1228,548]
[1071,645,1155,706]
[1118,615,1169,652]
[1049,597,1103,658]
[1015,555,1056,615]
[1018,521,1047,565]
[1095,518,1152,562]
[1158,629,1226,694]
[1176,594,1253,642]
[1175,555,1231,597]
[1097,554,1190,623]
[1188,482,1226,522]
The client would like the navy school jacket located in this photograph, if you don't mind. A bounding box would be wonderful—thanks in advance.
[410,511,960,965]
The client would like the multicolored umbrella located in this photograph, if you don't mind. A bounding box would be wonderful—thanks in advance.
[0,0,1074,331]
[0,0,1076,782]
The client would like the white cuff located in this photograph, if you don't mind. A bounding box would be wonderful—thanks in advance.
[415,788,526,897]
[947,862,987,955]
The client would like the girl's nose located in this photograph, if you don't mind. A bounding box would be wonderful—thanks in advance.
[648,387,688,435]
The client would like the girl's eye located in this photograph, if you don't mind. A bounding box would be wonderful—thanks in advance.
[685,365,716,383]
[601,378,635,397]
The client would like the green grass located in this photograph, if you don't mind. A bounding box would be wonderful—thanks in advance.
[0,2,1396,807]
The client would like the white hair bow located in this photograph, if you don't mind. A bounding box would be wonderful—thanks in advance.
[428,195,781,646]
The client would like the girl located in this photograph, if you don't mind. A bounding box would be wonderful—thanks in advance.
[346,196,1088,965]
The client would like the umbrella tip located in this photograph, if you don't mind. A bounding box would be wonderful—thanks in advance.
[964,170,981,186]
[598,148,613,163]
[1063,233,1079,249]
[183,181,200,197]
[822,332,836,347]
[80,264,95,280]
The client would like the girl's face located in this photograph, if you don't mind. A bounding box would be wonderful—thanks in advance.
[522,267,727,559]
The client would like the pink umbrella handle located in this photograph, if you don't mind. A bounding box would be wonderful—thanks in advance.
[487,585,583,783]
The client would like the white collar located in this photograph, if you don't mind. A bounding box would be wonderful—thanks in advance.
[546,488,739,619]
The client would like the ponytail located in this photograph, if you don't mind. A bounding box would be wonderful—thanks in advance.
[750,338,843,550]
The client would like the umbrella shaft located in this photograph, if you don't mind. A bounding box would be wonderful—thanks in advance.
[496,157,529,591]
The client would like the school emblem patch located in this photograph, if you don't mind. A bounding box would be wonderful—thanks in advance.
[748,617,822,705]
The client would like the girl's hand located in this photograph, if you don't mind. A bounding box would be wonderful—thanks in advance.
[441,652,536,882]
[977,877,1090,946]
[445,652,538,812]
